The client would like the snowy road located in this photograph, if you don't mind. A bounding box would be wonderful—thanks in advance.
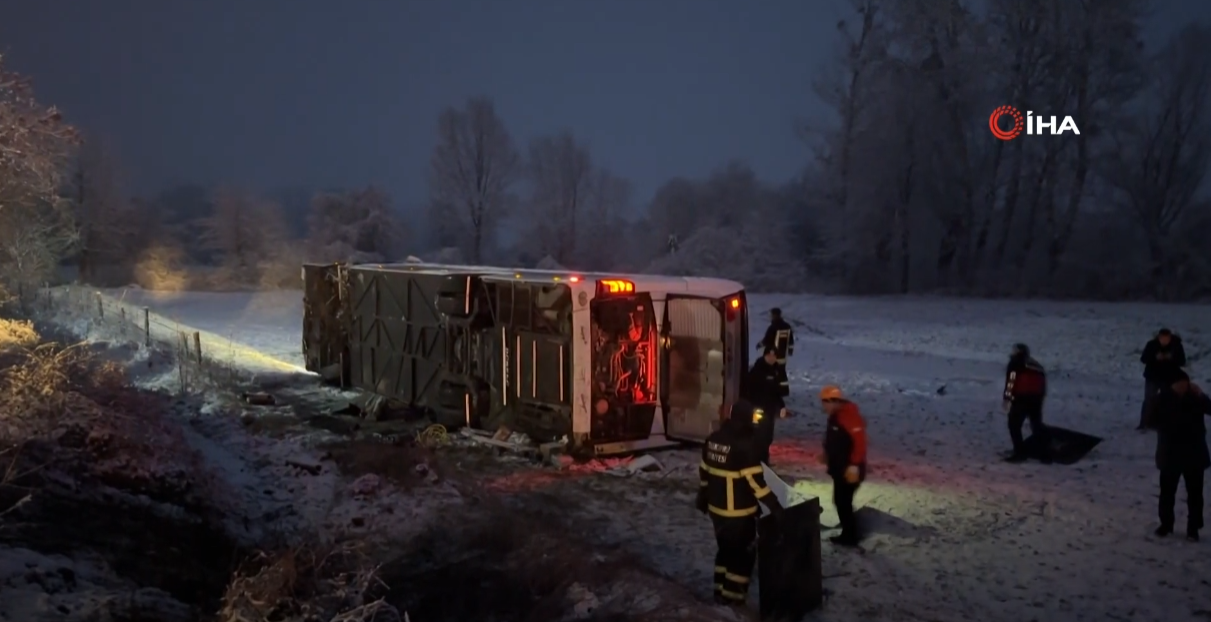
[107,286,1211,621]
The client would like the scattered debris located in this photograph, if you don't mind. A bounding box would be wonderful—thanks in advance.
[625,455,663,473]
[241,391,276,405]
[414,424,449,448]
[286,458,323,475]
[604,455,665,477]
[349,473,382,497]
[355,394,387,421]
[567,582,601,619]
[491,425,512,442]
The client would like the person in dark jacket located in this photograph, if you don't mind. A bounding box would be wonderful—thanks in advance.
[747,347,788,465]
[757,308,794,399]
[697,400,784,606]
[818,385,868,546]
[1138,328,1187,430]
[1152,370,1210,542]
[1003,343,1049,463]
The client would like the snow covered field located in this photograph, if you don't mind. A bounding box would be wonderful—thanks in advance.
[101,287,1211,621]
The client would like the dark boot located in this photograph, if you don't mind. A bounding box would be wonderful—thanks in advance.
[1005,453,1027,463]
[1187,529,1199,543]
[1155,525,1172,537]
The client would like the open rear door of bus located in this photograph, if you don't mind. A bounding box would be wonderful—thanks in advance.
[663,294,745,442]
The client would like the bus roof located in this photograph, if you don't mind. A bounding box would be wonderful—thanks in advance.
[347,261,746,298]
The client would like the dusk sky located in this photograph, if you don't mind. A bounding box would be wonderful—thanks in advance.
[2,0,1207,214]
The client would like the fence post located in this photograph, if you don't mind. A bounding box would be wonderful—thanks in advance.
[143,308,151,348]
[95,292,103,318]
[193,332,202,365]
[119,307,126,336]
[178,334,187,394]
[45,288,52,310]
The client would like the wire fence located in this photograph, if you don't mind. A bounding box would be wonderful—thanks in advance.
[19,285,306,394]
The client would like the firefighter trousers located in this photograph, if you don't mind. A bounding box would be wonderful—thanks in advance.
[711,514,758,604]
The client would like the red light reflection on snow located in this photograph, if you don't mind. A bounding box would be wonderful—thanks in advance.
[480,469,590,493]
[767,440,987,492]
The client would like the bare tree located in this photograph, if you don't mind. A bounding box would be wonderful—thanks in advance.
[1103,23,1211,298]
[73,135,140,283]
[1041,0,1143,275]
[429,97,520,263]
[805,0,889,281]
[578,169,632,270]
[527,131,594,265]
[0,55,78,291]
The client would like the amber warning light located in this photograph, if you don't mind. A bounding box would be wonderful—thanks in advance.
[726,296,742,320]
[597,279,635,295]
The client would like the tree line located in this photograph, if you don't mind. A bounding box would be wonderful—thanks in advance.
[2,0,1209,300]
[422,0,1211,300]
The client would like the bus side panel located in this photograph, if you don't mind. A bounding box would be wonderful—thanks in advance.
[345,267,446,408]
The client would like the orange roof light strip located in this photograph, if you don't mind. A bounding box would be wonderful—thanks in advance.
[597,279,634,294]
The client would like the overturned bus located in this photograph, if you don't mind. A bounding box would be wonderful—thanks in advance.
[301,261,750,456]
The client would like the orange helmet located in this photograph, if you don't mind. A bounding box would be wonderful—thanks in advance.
[819,385,844,401]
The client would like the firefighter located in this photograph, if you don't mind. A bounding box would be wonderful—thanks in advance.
[1152,370,1210,542]
[1003,343,1049,463]
[1138,328,1187,430]
[757,308,794,399]
[697,400,784,607]
[818,385,867,546]
[747,347,788,465]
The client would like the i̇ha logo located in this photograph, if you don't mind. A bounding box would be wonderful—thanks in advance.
[989,105,1080,141]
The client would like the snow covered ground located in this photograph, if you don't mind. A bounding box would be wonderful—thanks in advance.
[100,287,1211,621]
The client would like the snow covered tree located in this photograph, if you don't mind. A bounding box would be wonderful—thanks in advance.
[428,97,520,263]
[644,163,804,291]
[197,187,290,287]
[307,186,401,263]
[0,54,78,291]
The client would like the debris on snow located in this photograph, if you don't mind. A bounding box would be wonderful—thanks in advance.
[286,457,324,475]
[349,473,382,497]
[241,391,276,405]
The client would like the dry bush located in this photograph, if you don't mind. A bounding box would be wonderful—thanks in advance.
[133,242,191,291]
[219,542,402,622]
[0,342,124,437]
[0,317,38,349]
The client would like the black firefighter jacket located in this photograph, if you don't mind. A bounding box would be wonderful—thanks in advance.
[1154,389,1211,471]
[747,358,785,412]
[760,319,795,363]
[699,425,774,518]
[746,358,783,452]
[1141,337,1187,383]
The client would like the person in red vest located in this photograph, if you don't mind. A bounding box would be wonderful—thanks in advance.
[1003,343,1050,463]
[818,385,867,546]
